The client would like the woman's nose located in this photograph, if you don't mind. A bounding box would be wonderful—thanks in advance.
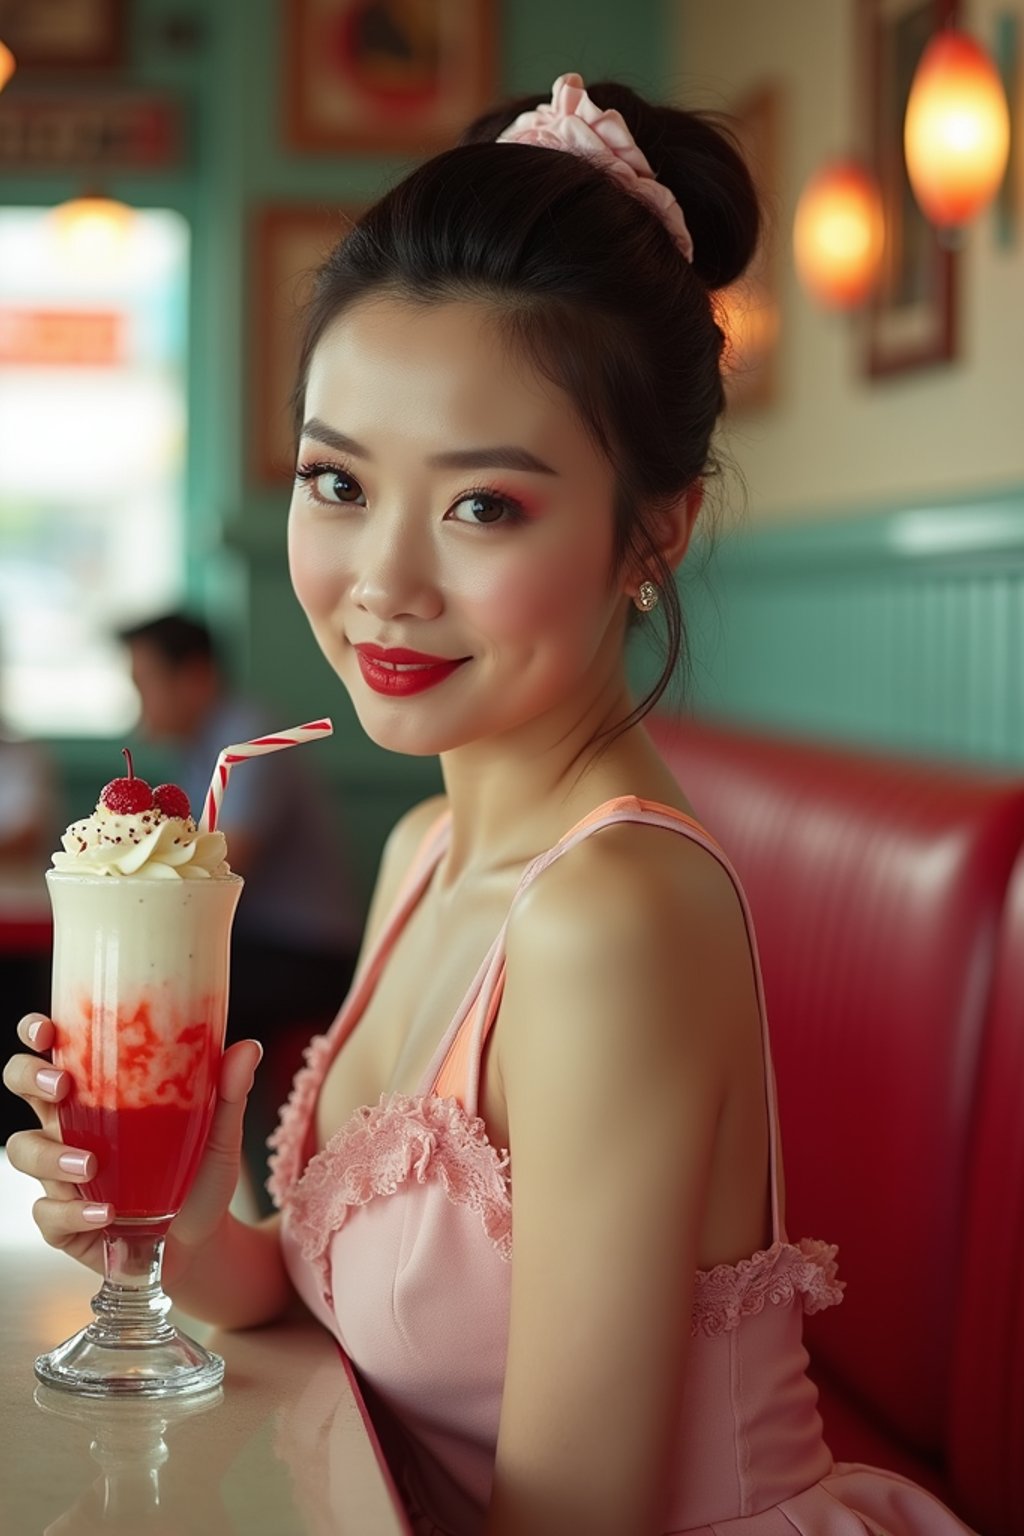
[349,519,443,623]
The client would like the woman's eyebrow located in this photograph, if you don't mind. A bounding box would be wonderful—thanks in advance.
[301,417,559,476]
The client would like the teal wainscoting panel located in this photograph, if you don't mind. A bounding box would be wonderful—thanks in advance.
[677,489,1024,769]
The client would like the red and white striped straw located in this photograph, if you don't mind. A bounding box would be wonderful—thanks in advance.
[199,718,333,834]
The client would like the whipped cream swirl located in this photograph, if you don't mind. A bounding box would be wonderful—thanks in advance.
[52,806,230,879]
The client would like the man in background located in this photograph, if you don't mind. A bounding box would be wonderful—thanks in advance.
[119,612,361,1199]
[0,726,58,1144]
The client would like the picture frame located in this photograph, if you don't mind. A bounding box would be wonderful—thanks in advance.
[0,0,125,70]
[283,0,497,154]
[861,0,958,378]
[719,84,782,414]
[0,93,183,171]
[250,205,357,485]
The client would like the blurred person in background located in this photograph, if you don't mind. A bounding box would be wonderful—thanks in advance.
[0,706,59,1143]
[0,730,55,866]
[119,612,361,1196]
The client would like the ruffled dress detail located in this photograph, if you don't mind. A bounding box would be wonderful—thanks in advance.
[691,1237,843,1337]
[267,1030,335,1202]
[275,1091,512,1304]
[271,1074,842,1336]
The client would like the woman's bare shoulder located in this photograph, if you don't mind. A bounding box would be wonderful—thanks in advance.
[501,817,754,1079]
[513,816,745,962]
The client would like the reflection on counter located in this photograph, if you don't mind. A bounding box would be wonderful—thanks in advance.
[1,1151,407,1533]
[35,1385,226,1535]
[272,1355,405,1536]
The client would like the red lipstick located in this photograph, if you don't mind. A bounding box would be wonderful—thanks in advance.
[353,644,470,697]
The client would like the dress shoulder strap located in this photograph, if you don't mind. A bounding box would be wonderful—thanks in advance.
[318,808,452,1060]
[427,795,786,1245]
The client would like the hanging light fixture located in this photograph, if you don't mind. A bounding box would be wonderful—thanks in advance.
[51,193,136,271]
[0,39,16,92]
[904,28,1011,228]
[793,160,885,310]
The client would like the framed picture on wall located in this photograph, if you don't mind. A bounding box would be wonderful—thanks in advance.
[718,84,782,413]
[861,0,958,377]
[283,0,497,154]
[250,205,357,485]
[0,0,125,69]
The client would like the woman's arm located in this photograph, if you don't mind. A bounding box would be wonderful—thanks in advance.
[484,826,763,1536]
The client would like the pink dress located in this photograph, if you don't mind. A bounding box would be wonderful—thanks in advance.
[269,797,975,1535]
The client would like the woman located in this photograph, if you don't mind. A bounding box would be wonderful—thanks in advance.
[6,75,973,1536]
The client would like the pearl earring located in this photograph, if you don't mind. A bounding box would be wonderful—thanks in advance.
[634,580,660,613]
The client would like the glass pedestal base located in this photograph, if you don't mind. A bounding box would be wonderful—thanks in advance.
[34,1322,224,1399]
[34,1221,223,1398]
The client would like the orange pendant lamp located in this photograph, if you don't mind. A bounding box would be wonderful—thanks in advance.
[793,161,885,309]
[0,40,16,92]
[904,28,1011,228]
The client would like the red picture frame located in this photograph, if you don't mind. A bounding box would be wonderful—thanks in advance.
[861,0,959,378]
[283,0,497,154]
[0,0,125,70]
[249,205,358,486]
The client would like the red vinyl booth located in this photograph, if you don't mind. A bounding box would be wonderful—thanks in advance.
[648,713,1024,1536]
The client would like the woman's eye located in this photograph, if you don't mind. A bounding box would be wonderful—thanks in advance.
[448,493,517,526]
[298,465,366,506]
[314,469,365,505]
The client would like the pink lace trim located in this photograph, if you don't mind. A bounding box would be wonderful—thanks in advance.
[691,1237,844,1338]
[279,1091,513,1300]
[266,1029,336,1206]
[269,1062,844,1337]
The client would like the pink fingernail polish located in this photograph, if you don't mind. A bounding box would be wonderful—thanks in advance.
[59,1151,93,1178]
[35,1068,64,1097]
[26,1018,44,1045]
[82,1204,111,1224]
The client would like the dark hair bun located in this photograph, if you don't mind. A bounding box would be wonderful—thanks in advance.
[460,79,760,292]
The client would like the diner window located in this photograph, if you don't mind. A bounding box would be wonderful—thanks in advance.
[0,206,189,737]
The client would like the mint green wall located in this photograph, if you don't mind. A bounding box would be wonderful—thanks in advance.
[678,488,1024,769]
[3,0,668,904]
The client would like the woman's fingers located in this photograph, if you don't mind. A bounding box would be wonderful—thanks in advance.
[205,1040,263,1162]
[32,1194,112,1250]
[5,1129,96,1188]
[17,1012,54,1052]
[2,1051,70,1106]
[5,1017,67,1135]
[169,1040,263,1254]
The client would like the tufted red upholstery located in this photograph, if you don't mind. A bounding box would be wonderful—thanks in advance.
[949,853,1024,1536]
[647,713,1024,1533]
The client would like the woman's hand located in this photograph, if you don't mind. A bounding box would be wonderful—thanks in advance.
[3,1013,263,1283]
[3,1014,108,1274]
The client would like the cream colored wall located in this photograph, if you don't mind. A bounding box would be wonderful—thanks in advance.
[671,0,1024,523]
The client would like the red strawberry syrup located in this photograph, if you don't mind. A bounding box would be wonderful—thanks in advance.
[57,1012,221,1227]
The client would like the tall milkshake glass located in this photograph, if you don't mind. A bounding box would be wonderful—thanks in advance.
[35,869,242,1397]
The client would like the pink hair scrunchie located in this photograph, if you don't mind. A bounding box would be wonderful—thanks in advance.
[496,72,694,265]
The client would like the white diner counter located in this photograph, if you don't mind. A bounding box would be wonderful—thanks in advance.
[0,1153,410,1534]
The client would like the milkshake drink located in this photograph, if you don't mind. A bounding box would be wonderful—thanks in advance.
[34,720,329,1396]
[48,763,241,1226]
[35,754,241,1396]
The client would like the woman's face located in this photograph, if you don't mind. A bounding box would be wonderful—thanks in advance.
[288,297,630,758]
